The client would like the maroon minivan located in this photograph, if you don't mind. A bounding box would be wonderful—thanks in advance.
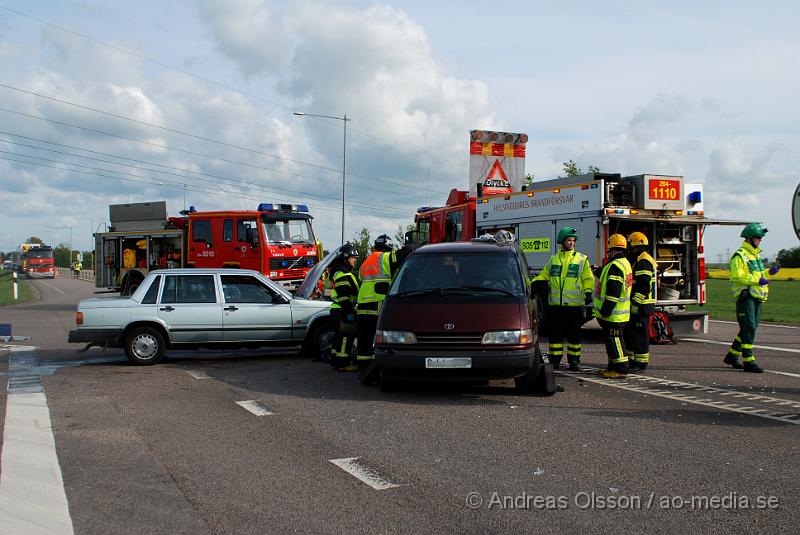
[374,237,556,394]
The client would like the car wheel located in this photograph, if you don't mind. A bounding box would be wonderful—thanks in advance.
[379,369,399,392]
[125,327,166,365]
[303,319,334,362]
[516,343,557,396]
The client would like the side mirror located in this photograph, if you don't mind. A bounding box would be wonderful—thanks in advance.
[374,281,390,295]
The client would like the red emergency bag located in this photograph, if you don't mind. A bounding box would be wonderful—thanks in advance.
[649,311,676,344]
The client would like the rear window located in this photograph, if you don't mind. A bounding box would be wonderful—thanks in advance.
[391,251,524,296]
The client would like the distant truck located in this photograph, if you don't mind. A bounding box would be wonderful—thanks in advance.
[410,172,740,335]
[94,201,321,294]
[20,243,55,279]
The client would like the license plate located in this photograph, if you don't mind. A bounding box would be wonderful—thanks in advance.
[425,357,472,369]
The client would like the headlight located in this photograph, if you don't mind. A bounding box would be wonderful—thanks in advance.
[482,329,533,345]
[375,330,417,345]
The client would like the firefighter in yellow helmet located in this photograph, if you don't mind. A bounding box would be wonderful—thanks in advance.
[623,232,657,371]
[723,223,778,373]
[532,226,594,371]
[593,234,633,378]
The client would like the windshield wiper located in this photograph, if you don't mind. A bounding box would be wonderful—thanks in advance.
[447,285,516,297]
[392,288,444,298]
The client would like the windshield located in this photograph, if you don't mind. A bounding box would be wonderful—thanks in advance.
[27,250,53,259]
[390,251,524,297]
[262,218,314,245]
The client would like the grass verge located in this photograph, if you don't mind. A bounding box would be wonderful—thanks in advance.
[688,278,800,324]
[0,271,32,306]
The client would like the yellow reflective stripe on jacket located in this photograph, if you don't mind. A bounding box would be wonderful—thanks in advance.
[632,252,657,308]
[534,250,594,306]
[331,270,359,310]
[593,257,632,323]
[730,241,768,301]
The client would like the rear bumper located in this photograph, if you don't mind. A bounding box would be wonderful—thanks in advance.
[68,328,124,345]
[375,347,534,382]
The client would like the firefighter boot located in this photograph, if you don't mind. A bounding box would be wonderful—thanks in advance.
[743,361,764,373]
[567,358,582,372]
[599,369,626,379]
[723,353,744,369]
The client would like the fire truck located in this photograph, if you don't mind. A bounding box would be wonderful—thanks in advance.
[20,243,55,279]
[411,172,738,335]
[95,201,320,294]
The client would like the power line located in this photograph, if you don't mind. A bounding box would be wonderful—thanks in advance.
[0,6,465,180]
[0,130,435,202]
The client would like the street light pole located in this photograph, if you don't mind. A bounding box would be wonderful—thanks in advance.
[294,111,350,245]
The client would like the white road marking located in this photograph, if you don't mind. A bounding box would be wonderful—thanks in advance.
[678,337,800,355]
[329,457,401,490]
[235,400,273,416]
[711,319,800,330]
[186,369,211,380]
[0,348,74,534]
[37,279,67,295]
[766,370,800,379]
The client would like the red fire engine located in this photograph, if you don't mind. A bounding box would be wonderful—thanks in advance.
[21,243,55,279]
[95,201,320,294]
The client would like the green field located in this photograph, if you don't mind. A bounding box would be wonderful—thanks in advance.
[0,271,32,306]
[689,279,800,324]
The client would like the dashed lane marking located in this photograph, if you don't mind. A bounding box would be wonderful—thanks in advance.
[0,347,74,534]
[235,400,273,416]
[557,367,800,426]
[679,337,800,355]
[711,319,800,330]
[329,457,401,491]
[765,370,800,379]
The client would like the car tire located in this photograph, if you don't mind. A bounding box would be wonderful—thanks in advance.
[516,343,557,396]
[303,319,334,362]
[125,326,166,365]
[379,369,399,392]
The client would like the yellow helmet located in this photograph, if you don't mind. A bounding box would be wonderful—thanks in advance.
[628,231,648,247]
[608,234,627,249]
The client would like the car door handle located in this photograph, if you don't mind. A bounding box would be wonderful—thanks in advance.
[160,306,175,311]
[224,306,238,311]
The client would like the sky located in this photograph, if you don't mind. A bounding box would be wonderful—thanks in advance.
[0,0,798,262]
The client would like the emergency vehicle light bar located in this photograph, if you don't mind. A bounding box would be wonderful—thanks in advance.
[258,203,310,213]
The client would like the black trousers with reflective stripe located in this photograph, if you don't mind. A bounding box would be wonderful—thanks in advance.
[546,305,584,364]
[623,311,651,363]
[356,313,378,366]
[598,318,629,369]
[330,309,355,368]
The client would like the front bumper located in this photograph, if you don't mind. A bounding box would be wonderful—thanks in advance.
[375,347,534,382]
[68,328,124,345]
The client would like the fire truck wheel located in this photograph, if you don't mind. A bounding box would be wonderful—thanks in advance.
[125,326,166,365]
[303,320,334,362]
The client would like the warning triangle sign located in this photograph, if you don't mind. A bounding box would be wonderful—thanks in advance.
[482,160,511,193]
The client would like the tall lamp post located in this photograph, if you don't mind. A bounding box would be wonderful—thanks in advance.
[294,111,350,245]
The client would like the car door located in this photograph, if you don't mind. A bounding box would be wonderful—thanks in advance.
[220,274,293,342]
[159,274,224,343]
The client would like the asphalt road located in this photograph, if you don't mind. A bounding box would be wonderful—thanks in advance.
[1,276,798,534]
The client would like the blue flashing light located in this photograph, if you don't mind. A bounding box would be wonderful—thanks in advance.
[258,203,274,211]
[590,184,599,189]
[688,191,702,205]
[296,204,309,213]
[688,210,697,215]
[188,205,197,213]
[306,259,315,266]
[280,260,289,268]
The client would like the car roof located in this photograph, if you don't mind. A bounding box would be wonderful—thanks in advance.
[147,268,264,276]
[414,241,517,254]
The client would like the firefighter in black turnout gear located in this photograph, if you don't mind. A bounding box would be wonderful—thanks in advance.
[330,244,360,371]
[623,232,657,371]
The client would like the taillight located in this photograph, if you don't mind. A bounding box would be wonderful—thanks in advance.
[76,312,83,325]
[699,258,706,282]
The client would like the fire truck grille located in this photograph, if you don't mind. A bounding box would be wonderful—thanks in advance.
[414,332,484,347]
[268,257,315,270]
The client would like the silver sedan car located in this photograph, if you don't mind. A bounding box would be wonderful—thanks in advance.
[69,267,334,365]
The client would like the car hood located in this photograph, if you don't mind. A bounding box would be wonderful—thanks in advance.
[378,302,529,332]
[78,297,136,309]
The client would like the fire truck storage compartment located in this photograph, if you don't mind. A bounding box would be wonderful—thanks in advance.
[97,231,182,288]
[607,218,699,304]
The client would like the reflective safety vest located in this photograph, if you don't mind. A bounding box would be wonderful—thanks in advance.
[593,256,633,323]
[331,269,359,311]
[533,250,594,306]
[730,241,768,301]
[357,251,392,315]
[631,252,657,313]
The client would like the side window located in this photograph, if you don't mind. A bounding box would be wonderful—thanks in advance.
[220,275,277,304]
[192,220,212,244]
[445,211,463,242]
[161,275,217,304]
[237,219,259,244]
[418,220,430,245]
[223,219,234,242]
[141,275,161,304]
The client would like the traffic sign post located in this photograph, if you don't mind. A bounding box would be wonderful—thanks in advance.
[13,270,18,301]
